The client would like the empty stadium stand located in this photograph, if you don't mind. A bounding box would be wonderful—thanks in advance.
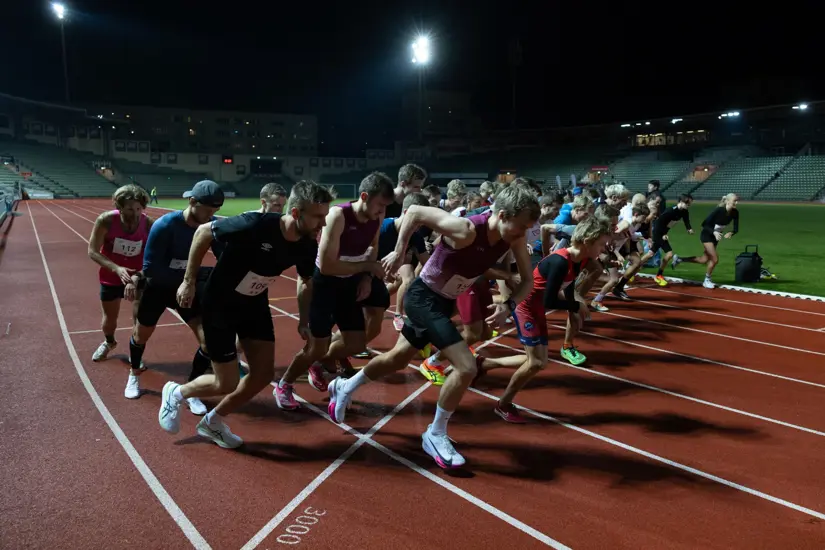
[608,152,692,193]
[689,156,793,200]
[755,156,825,201]
[110,159,209,197]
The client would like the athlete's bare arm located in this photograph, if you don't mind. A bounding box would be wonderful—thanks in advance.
[318,208,383,277]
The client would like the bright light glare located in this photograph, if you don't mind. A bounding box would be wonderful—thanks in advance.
[620,123,631,128]
[412,36,431,65]
[52,2,66,19]
[671,118,683,124]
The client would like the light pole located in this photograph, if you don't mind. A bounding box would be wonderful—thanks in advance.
[52,3,70,104]
[411,35,430,143]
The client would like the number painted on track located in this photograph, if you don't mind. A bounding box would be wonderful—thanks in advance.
[276,506,327,545]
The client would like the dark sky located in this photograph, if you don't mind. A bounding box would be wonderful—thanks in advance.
[1,1,822,155]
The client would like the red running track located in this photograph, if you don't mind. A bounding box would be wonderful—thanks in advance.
[2,198,825,549]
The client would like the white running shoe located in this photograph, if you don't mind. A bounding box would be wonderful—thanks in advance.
[422,425,466,469]
[327,377,351,424]
[158,382,183,434]
[124,373,140,399]
[196,417,243,449]
[92,341,116,362]
[703,278,715,289]
[187,397,207,416]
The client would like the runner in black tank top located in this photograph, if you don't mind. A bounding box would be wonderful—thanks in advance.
[275,172,395,411]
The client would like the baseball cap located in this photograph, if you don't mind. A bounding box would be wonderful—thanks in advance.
[572,187,584,196]
[183,180,224,207]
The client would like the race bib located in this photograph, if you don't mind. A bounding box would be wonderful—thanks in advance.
[713,224,725,231]
[441,274,475,298]
[113,238,142,257]
[235,271,276,296]
[169,258,188,270]
[340,251,370,263]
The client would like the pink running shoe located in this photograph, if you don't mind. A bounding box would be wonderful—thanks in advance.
[307,363,329,392]
[274,382,300,410]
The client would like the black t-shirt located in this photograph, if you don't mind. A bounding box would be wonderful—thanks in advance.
[206,212,317,302]
[703,206,739,234]
[538,253,583,312]
[385,200,403,220]
[653,205,692,235]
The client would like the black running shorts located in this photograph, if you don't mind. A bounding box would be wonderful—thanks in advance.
[401,277,464,351]
[650,231,672,254]
[202,298,274,363]
[100,283,125,302]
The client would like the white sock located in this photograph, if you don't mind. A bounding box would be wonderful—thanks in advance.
[594,293,604,302]
[705,274,712,280]
[172,386,183,401]
[343,369,370,394]
[430,406,453,436]
[205,410,222,425]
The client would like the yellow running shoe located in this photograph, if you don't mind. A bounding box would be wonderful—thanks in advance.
[654,275,668,287]
[420,358,447,385]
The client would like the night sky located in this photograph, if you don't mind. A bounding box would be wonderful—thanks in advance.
[2,1,822,155]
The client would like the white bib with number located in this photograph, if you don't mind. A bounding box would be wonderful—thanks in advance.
[113,238,142,258]
[440,274,475,298]
[235,271,276,296]
[169,258,188,270]
[339,251,370,263]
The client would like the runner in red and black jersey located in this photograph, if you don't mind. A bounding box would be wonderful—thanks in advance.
[475,217,612,423]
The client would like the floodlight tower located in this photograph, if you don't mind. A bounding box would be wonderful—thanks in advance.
[411,35,431,142]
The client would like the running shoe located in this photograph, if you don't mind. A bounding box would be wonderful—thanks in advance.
[671,254,683,269]
[327,377,351,424]
[92,341,116,362]
[352,351,370,359]
[590,301,609,313]
[418,344,432,359]
[274,381,300,410]
[494,403,527,424]
[560,346,587,366]
[703,278,715,289]
[307,362,329,392]
[124,373,140,399]
[654,275,668,287]
[420,358,447,386]
[186,397,207,416]
[158,382,182,434]
[336,356,358,378]
[239,359,249,379]
[392,315,405,332]
[196,417,243,449]
[422,425,466,469]
[612,289,631,301]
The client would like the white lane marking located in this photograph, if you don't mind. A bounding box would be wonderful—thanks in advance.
[640,284,825,317]
[38,201,89,242]
[469,381,825,523]
[27,202,212,549]
[52,201,97,223]
[69,322,185,335]
[241,382,433,550]
[549,323,825,389]
[600,310,825,357]
[487,339,825,438]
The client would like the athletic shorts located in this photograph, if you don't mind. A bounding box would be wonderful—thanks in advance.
[650,231,672,254]
[310,272,389,338]
[100,283,125,302]
[456,278,493,325]
[512,298,548,347]
[136,268,212,327]
[700,229,719,247]
[202,297,274,363]
[401,277,464,351]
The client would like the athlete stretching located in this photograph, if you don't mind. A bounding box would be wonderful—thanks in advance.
[158,181,333,448]
[673,193,740,288]
[327,186,540,469]
[476,217,612,422]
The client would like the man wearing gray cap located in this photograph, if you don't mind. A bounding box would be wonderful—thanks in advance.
[127,180,224,413]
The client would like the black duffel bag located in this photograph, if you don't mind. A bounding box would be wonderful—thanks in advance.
[735,245,762,283]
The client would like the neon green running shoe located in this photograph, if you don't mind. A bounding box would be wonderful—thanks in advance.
[560,346,587,366]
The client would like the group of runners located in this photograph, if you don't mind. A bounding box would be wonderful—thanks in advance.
[87,167,741,466]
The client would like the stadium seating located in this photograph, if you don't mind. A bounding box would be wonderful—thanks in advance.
[0,140,115,197]
[608,154,692,194]
[755,156,825,201]
[690,156,792,200]
[111,159,209,197]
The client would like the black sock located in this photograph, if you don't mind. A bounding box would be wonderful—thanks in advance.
[657,268,664,276]
[683,256,697,262]
[129,336,145,370]
[188,347,211,382]
[615,277,627,291]
[105,333,116,345]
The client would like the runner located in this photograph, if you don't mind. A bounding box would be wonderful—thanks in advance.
[273,172,393,410]
[672,193,740,289]
[385,164,427,219]
[258,182,288,214]
[129,180,224,414]
[157,180,334,448]
[88,184,153,365]
[476,216,612,422]
[327,185,540,469]
[619,193,694,289]
[612,192,662,296]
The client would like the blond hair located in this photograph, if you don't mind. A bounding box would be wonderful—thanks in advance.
[112,184,149,209]
[594,203,619,223]
[446,179,467,199]
[631,193,647,206]
[571,216,611,246]
[605,184,629,200]
[571,194,593,211]
[478,181,496,198]
[719,193,739,207]
[492,185,540,222]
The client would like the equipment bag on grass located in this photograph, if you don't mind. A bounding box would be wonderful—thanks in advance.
[735,245,762,283]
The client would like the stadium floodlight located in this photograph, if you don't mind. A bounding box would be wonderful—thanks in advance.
[620,123,631,128]
[51,3,70,103]
[52,2,65,19]
[644,121,651,125]
[671,118,683,124]
[411,35,431,65]
[793,103,808,110]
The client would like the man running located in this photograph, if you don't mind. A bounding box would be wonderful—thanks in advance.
[129,180,224,414]
[88,185,153,372]
[385,164,427,219]
[274,172,393,409]
[258,182,288,214]
[157,180,334,447]
[327,185,540,469]
[477,216,612,422]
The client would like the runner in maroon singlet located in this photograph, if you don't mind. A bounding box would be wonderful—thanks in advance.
[326,186,540,469]
[475,217,611,423]
[274,172,394,410]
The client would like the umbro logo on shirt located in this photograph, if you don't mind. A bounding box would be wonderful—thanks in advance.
[261,243,273,252]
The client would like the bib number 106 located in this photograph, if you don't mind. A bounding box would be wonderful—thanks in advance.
[276,506,326,545]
